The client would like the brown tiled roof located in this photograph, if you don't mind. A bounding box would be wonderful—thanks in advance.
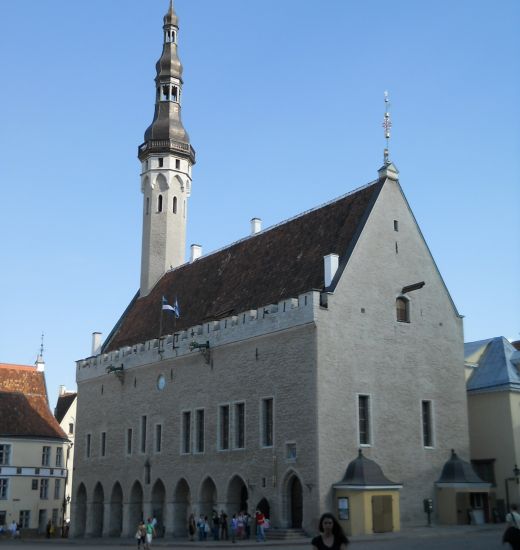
[512,341,520,351]
[54,392,77,424]
[104,180,383,352]
[0,364,68,440]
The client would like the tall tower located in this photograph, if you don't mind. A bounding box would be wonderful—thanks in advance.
[138,0,196,296]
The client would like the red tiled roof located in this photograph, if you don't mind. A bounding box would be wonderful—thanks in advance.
[104,180,383,352]
[0,364,68,440]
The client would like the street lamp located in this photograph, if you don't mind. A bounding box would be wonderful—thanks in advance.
[505,464,520,514]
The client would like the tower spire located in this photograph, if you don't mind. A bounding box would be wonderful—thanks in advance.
[35,332,45,372]
[382,91,392,165]
[138,1,196,297]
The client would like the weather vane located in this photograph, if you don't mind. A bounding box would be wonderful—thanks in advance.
[40,332,45,357]
[382,91,392,165]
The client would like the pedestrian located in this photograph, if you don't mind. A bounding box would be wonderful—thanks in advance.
[255,509,266,542]
[245,512,251,539]
[237,511,245,540]
[9,520,17,539]
[144,517,156,549]
[45,519,52,539]
[311,513,349,550]
[220,510,228,540]
[212,510,220,540]
[188,513,196,542]
[136,520,146,549]
[231,514,238,543]
[503,504,520,549]
[204,516,210,540]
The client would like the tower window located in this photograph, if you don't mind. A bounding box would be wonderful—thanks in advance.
[146,197,150,215]
[396,297,409,323]
[158,157,164,168]
[175,159,180,169]
[162,85,169,100]
[172,86,178,102]
[173,196,177,214]
[158,195,163,213]
[394,220,399,231]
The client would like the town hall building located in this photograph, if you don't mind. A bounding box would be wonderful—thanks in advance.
[71,1,480,538]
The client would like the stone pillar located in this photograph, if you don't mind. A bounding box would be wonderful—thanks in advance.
[85,501,96,537]
[102,502,111,537]
[122,502,132,538]
[164,501,175,538]
[143,500,153,523]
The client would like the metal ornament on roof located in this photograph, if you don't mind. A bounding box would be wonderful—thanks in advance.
[382,91,392,165]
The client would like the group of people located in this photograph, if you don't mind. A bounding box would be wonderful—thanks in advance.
[188,510,269,543]
[135,517,157,549]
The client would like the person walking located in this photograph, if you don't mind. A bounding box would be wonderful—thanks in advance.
[188,513,196,542]
[311,513,349,550]
[212,510,220,540]
[255,510,266,542]
[230,514,238,543]
[220,511,228,540]
[136,520,146,549]
[504,504,520,549]
[144,517,156,549]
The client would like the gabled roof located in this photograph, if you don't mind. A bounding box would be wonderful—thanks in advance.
[104,179,384,352]
[54,392,77,424]
[0,363,67,440]
[465,337,520,393]
[335,449,401,488]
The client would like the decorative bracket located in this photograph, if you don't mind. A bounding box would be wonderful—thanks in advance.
[189,340,211,364]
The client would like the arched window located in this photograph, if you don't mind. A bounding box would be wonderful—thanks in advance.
[172,86,178,102]
[173,196,177,214]
[146,197,150,215]
[396,297,409,323]
[158,195,163,213]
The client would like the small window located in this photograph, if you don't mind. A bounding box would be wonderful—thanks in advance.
[261,398,274,447]
[54,478,61,500]
[0,478,8,499]
[219,405,230,450]
[41,446,51,466]
[394,220,399,231]
[40,479,49,500]
[396,297,409,323]
[55,447,63,467]
[141,416,147,453]
[155,424,162,453]
[86,434,91,458]
[146,197,150,215]
[127,428,133,455]
[173,196,178,214]
[101,432,107,457]
[358,395,371,446]
[68,423,74,435]
[195,409,205,453]
[422,401,433,447]
[235,402,245,449]
[32,479,38,490]
[182,411,191,454]
[158,157,164,168]
[0,444,11,465]
[286,443,296,461]
[158,194,163,213]
[175,159,180,169]
[19,510,30,528]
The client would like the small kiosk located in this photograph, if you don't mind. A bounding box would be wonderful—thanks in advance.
[436,450,493,525]
[333,450,402,536]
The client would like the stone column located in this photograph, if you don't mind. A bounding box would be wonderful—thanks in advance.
[85,500,96,537]
[164,501,175,538]
[102,502,111,537]
[121,502,132,538]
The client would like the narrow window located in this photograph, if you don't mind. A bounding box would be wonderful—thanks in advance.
[394,220,399,231]
[54,479,61,499]
[127,428,133,455]
[261,398,274,447]
[219,405,230,450]
[155,424,162,453]
[68,423,74,435]
[158,157,164,167]
[40,479,49,500]
[422,401,433,447]
[0,444,11,465]
[172,86,178,102]
[52,509,59,527]
[41,446,51,466]
[158,194,163,212]
[195,409,205,453]
[175,159,180,169]
[182,411,191,454]
[0,479,8,499]
[358,395,371,445]
[146,197,150,215]
[235,402,245,449]
[32,479,38,490]
[141,416,147,453]
[19,510,30,528]
[396,297,409,323]
[55,447,63,467]
[101,432,107,457]
[286,443,297,461]
[173,196,177,213]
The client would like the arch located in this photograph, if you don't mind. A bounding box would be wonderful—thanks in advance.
[75,483,87,537]
[128,480,144,533]
[281,470,304,529]
[91,482,105,537]
[173,478,191,536]
[174,173,185,191]
[198,476,218,518]
[227,475,248,514]
[396,296,409,323]
[156,173,169,192]
[109,482,123,537]
[173,196,178,214]
[256,497,270,519]
[151,479,166,538]
[157,194,163,213]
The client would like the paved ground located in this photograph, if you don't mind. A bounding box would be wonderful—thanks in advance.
[0,525,508,549]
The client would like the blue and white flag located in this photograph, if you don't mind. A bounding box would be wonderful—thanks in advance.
[162,296,180,319]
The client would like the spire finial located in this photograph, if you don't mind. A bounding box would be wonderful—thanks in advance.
[40,332,45,357]
[382,91,392,165]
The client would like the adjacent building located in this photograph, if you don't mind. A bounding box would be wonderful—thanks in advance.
[71,1,474,538]
[0,360,69,533]
[465,336,520,518]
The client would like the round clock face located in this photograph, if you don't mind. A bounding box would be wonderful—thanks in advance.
[157,374,166,390]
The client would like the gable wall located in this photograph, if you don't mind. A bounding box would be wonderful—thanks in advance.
[315,177,467,525]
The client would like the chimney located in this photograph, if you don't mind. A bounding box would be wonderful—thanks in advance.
[59,385,66,396]
[91,332,102,356]
[250,218,262,235]
[324,253,339,288]
[190,244,202,262]
[35,354,45,372]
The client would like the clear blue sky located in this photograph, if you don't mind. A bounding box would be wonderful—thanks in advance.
[0,0,518,407]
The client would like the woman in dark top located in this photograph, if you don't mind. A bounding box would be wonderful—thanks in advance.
[311,513,349,550]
